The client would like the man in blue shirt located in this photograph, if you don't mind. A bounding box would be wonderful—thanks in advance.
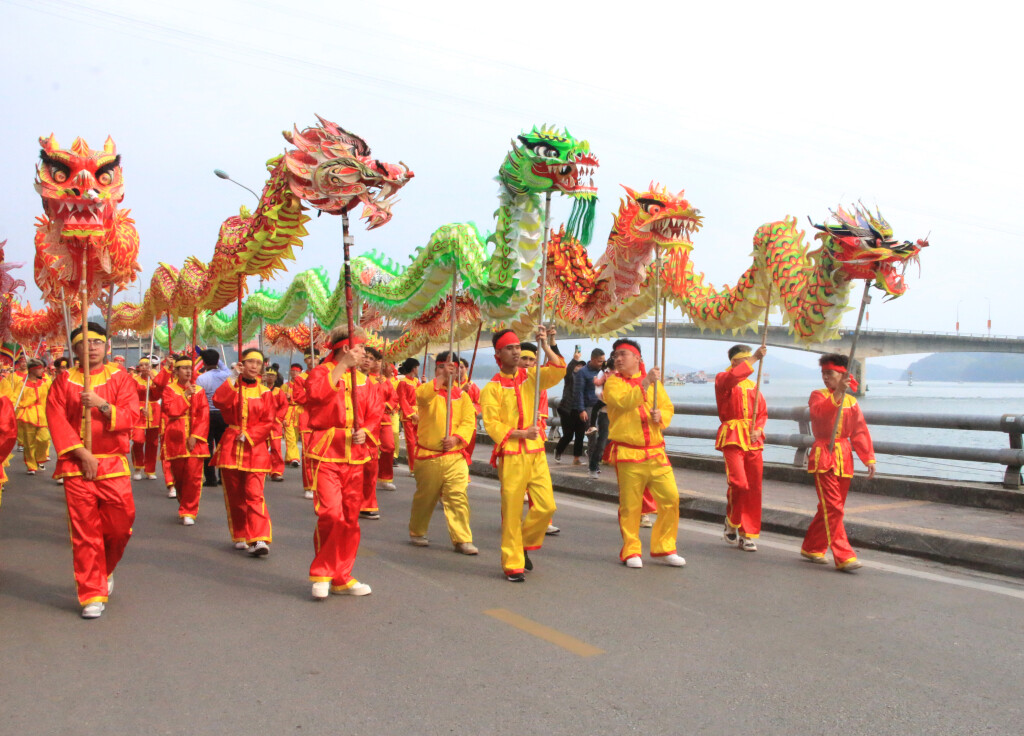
[196,349,232,486]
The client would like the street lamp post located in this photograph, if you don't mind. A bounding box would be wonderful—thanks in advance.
[214,169,263,354]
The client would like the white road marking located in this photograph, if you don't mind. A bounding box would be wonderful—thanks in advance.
[473,479,1024,602]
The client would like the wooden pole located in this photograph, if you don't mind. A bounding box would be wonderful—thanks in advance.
[532,192,553,425]
[444,266,457,437]
[79,249,92,451]
[191,309,199,384]
[144,319,156,432]
[652,245,661,411]
[340,212,359,419]
[660,297,668,379]
[467,321,483,381]
[420,342,428,382]
[828,280,872,454]
[750,286,772,434]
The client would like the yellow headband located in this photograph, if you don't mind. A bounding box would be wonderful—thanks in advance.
[265,369,278,376]
[520,349,537,360]
[138,358,151,365]
[732,351,752,361]
[71,331,107,346]
[174,358,193,369]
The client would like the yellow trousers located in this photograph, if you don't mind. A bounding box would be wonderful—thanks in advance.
[18,423,51,471]
[616,459,680,561]
[408,453,472,544]
[391,414,400,460]
[497,452,556,574]
[284,425,301,464]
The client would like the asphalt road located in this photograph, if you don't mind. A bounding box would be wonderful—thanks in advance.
[1,464,1022,735]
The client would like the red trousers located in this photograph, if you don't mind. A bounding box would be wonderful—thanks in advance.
[641,488,656,514]
[377,422,395,482]
[309,461,364,586]
[269,435,284,477]
[402,420,418,471]
[802,472,856,565]
[221,468,272,544]
[722,446,763,537]
[300,429,313,490]
[132,426,159,474]
[64,475,135,605]
[162,453,174,488]
[170,457,204,519]
[362,446,380,513]
[463,431,477,466]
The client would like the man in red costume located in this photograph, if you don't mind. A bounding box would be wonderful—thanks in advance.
[46,323,140,619]
[131,357,162,482]
[162,355,211,525]
[262,366,288,482]
[0,391,20,507]
[213,348,276,557]
[715,344,767,551]
[306,326,379,600]
[396,357,420,474]
[376,358,399,492]
[357,345,391,517]
[289,353,316,499]
[801,353,876,571]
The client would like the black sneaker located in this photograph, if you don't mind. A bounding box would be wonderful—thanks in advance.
[524,551,533,571]
[360,511,381,520]
[506,572,525,583]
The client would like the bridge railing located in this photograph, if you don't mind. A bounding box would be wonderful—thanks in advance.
[549,399,1024,490]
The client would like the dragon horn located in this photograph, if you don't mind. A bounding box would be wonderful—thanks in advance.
[103,136,116,154]
[40,133,59,151]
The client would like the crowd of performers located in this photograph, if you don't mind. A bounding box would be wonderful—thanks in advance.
[0,321,875,619]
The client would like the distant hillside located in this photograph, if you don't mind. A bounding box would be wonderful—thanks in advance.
[904,353,1024,382]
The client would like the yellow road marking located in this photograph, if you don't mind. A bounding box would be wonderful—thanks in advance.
[484,609,604,657]
[846,500,931,514]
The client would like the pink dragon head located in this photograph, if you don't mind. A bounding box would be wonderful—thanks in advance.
[283,115,413,229]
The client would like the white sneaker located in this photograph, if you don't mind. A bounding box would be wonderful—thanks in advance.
[380,481,397,491]
[408,468,415,476]
[723,523,738,544]
[311,581,329,599]
[290,460,301,468]
[132,471,143,481]
[106,574,114,596]
[740,537,757,552]
[167,486,177,498]
[182,516,195,526]
[270,474,284,482]
[248,541,270,557]
[81,602,105,619]
[625,557,643,568]
[409,535,429,547]
[331,582,372,596]
[57,478,64,485]
[303,490,314,499]
[453,542,479,555]
[545,524,560,536]
[146,474,158,480]
[661,553,686,567]
[26,469,35,475]
[234,541,249,550]
[640,514,654,529]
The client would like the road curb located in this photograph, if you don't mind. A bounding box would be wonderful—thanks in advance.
[466,459,1024,578]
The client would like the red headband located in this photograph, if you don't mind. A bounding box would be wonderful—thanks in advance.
[821,361,846,373]
[330,335,367,351]
[617,343,642,359]
[494,332,520,351]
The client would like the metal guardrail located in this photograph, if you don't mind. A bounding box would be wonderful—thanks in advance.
[549,399,1024,490]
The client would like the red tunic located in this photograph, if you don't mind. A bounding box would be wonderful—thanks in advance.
[212,378,276,473]
[133,371,165,430]
[266,386,288,440]
[807,389,875,478]
[161,380,211,460]
[46,364,140,480]
[0,395,18,485]
[714,360,767,451]
[304,364,384,465]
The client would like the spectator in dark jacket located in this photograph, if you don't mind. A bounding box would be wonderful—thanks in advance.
[554,350,585,463]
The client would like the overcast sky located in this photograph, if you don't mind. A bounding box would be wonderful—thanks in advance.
[1,0,1019,369]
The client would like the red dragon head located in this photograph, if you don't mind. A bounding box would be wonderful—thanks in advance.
[283,115,414,229]
[35,135,124,240]
[813,204,929,298]
[613,184,703,252]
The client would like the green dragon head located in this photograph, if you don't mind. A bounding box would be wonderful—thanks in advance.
[499,125,599,244]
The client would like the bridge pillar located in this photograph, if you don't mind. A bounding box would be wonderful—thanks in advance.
[852,358,866,397]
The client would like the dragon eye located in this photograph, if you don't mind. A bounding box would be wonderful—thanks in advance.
[53,169,67,183]
[535,144,558,158]
[638,199,665,215]
[98,172,112,185]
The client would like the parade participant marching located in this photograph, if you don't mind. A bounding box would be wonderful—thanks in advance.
[305,326,376,600]
[377,357,399,492]
[14,358,51,474]
[283,364,303,470]
[357,346,392,513]
[161,354,210,525]
[262,365,288,482]
[212,348,276,557]
[289,353,317,499]
[480,326,565,582]
[715,344,768,551]
[519,334,563,536]
[196,349,231,488]
[408,350,478,554]
[458,357,480,466]
[801,353,876,571]
[46,323,140,619]
[604,338,685,569]
[0,390,17,507]
[396,357,420,475]
[131,357,162,481]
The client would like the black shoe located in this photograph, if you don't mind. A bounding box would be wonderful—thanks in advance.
[360,510,381,520]
[203,480,218,487]
[506,572,525,583]
[524,551,533,571]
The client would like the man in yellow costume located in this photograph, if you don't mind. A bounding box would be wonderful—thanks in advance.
[480,326,565,582]
[408,350,478,554]
[14,358,52,474]
[603,338,686,569]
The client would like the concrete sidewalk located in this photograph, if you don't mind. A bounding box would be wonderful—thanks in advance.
[465,452,1024,578]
